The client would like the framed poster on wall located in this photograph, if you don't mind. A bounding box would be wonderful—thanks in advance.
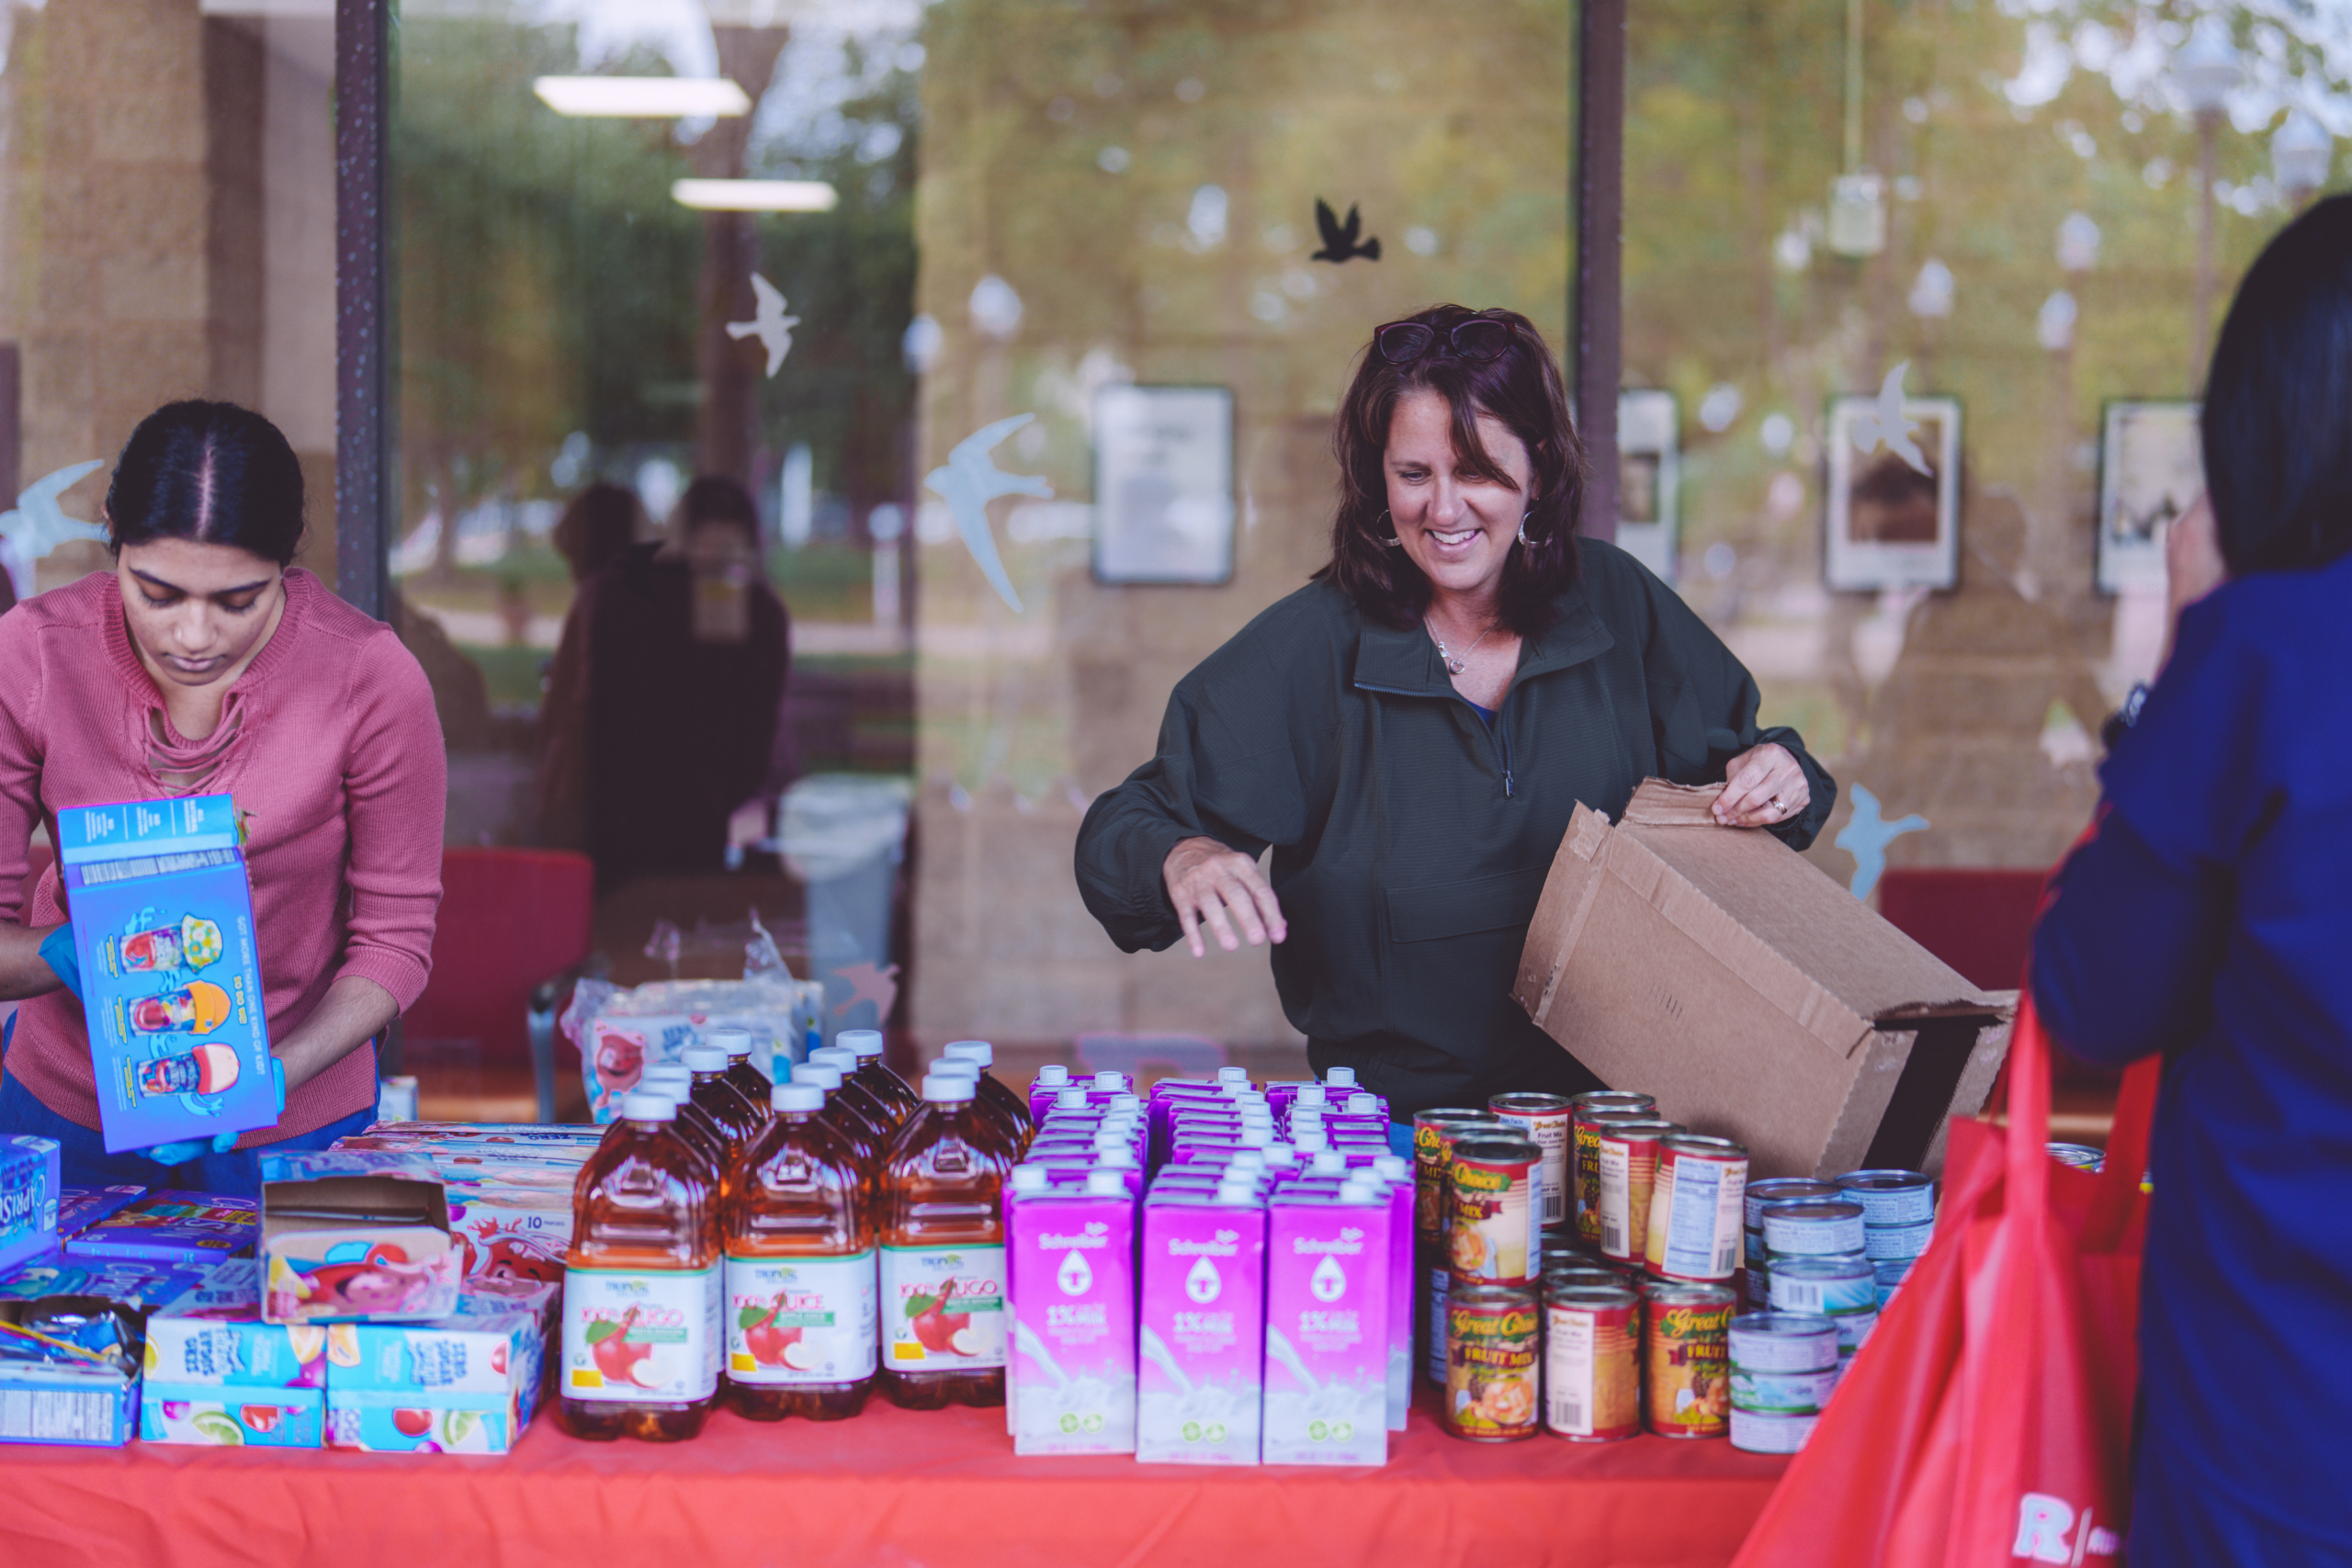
[1092,384,1235,585]
[1824,383,1962,592]
[2097,400,2201,594]
[1616,389,1679,581]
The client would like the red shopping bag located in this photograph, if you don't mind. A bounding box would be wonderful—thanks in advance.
[1731,993,2159,1568]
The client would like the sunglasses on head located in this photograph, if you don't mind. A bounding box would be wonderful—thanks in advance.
[1374,312,1515,365]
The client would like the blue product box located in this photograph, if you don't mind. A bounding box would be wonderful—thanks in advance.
[54,795,278,1153]
[55,1184,146,1236]
[322,1282,552,1453]
[0,1136,62,1273]
[140,1382,323,1447]
[141,1258,325,1389]
[0,1359,139,1447]
[65,1192,258,1267]
[0,1254,210,1309]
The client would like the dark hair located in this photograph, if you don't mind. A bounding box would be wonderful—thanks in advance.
[553,481,643,581]
[2203,193,2352,577]
[675,475,761,541]
[106,400,305,568]
[1320,304,1587,635]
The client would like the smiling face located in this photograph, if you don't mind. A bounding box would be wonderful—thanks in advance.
[1383,389,1536,611]
[114,536,287,691]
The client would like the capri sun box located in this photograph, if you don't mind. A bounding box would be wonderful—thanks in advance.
[1511,779,2013,1180]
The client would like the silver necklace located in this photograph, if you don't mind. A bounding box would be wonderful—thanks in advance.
[1425,614,1498,676]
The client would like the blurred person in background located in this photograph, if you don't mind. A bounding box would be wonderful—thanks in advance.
[537,482,650,847]
[2032,195,2352,1566]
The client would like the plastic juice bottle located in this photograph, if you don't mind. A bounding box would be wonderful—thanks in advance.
[809,1046,904,1139]
[942,1041,1037,1144]
[707,1026,776,1113]
[638,1067,731,1182]
[933,1055,1029,1159]
[724,1082,877,1421]
[791,1063,885,1175]
[836,1029,922,1126]
[879,1072,1016,1408]
[683,1044,766,1155]
[559,1092,722,1441]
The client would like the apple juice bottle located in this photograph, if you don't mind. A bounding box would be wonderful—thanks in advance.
[942,1041,1036,1154]
[792,1062,885,1176]
[836,1028,922,1125]
[929,1059,1026,1165]
[724,1081,877,1421]
[683,1043,767,1156]
[708,1026,778,1117]
[878,1072,1016,1409]
[560,1092,721,1441]
[808,1045,906,1137]
[638,1068,732,1185]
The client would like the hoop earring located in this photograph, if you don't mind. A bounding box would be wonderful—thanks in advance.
[1378,510,1401,547]
[1516,509,1533,547]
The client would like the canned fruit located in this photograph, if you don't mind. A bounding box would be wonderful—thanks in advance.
[1443,1285,1540,1442]
[1834,1169,1936,1227]
[1569,1092,1657,1244]
[1594,1118,1676,1262]
[1644,1282,1734,1438]
[1447,1137,1543,1285]
[1543,1281,1640,1442]
[1487,1093,1574,1230]
[1412,1110,1498,1246]
[1644,1135,1748,1283]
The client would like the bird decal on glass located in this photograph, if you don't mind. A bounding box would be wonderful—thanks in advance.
[1309,198,1380,263]
[1834,784,1929,902]
[924,414,1053,614]
[0,459,107,562]
[725,273,800,378]
[1848,363,1931,477]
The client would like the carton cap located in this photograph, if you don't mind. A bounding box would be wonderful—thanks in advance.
[770,1083,824,1113]
[1374,1154,1410,1182]
[1010,1165,1049,1194]
[1310,1150,1348,1176]
[1294,1084,1329,1109]
[837,1029,885,1060]
[1324,1066,1358,1088]
[1108,1092,1141,1113]
[1084,1169,1127,1198]
[1092,1071,1128,1090]
[1056,1088,1090,1110]
[1216,1066,1250,1086]
[619,1092,678,1122]
[708,1027,754,1060]
[1346,1093,1382,1116]
[1035,1064,1071,1087]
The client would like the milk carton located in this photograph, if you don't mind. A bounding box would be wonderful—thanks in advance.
[1006,1170,1136,1455]
[1136,1188,1265,1465]
[1262,1189,1389,1466]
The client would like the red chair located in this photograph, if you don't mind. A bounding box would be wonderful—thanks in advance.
[402,847,596,1122]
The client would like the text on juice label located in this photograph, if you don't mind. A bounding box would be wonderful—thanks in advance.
[880,1245,1007,1370]
[723,1250,878,1385]
[560,1267,718,1403]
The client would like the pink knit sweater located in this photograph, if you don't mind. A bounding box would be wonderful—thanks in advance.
[0,569,446,1143]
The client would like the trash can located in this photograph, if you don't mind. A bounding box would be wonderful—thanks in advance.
[775,773,912,1046]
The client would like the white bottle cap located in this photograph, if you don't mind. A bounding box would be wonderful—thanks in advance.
[1324,1066,1358,1088]
[640,1065,692,1091]
[1092,1071,1127,1090]
[1035,1064,1071,1087]
[1216,1066,1250,1086]
[1238,1126,1272,1148]
[1055,1087,1090,1111]
[683,1045,729,1073]
[809,1046,857,1070]
[619,1092,678,1122]
[1262,1143,1297,1168]
[1213,1182,1259,1206]
[794,1063,844,1091]
[1294,1084,1329,1109]
[1347,1093,1382,1116]
[1374,1155,1410,1183]
[922,1073,977,1103]
[770,1083,824,1114]
[1227,1149,1266,1172]
[1310,1150,1348,1177]
[1340,1177,1383,1203]
[837,1029,885,1060]
[1084,1169,1127,1198]
[708,1027,754,1060]
[1096,1145,1136,1169]
[930,1058,980,1080]
[1010,1164,1050,1194]
[944,1040,994,1066]
[1293,1130,1329,1154]
[1107,1092,1141,1114]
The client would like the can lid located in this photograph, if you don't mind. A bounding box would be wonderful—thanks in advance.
[836,1029,886,1060]
[1451,1134,1542,1160]
[1661,1133,1748,1156]
[682,1044,729,1072]
[1729,1311,1838,1337]
[619,1092,678,1122]
[1035,1063,1071,1087]
[769,1083,825,1114]
[922,1073,977,1103]
[1544,1280,1640,1307]
[1835,1168,1933,1190]
[794,1063,843,1090]
[1762,1200,1867,1224]
[707,1027,753,1059]
[944,1040,994,1066]
[1323,1066,1358,1088]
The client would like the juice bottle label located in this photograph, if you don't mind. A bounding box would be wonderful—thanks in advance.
[880,1244,1007,1371]
[560,1266,719,1403]
[724,1251,878,1385]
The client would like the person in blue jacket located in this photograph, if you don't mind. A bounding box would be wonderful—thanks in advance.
[2032,196,2352,1565]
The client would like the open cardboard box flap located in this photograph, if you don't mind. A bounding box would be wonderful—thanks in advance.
[1513,779,2015,1179]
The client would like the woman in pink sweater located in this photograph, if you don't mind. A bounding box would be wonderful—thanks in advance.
[0,401,445,1195]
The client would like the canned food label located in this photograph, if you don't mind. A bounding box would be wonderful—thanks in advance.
[1494,1110,1570,1228]
[1444,1298,1540,1438]
[1595,1136,1657,1261]
[1838,1177,1936,1227]
[1863,1220,1936,1262]
[1649,1155,1747,1280]
[880,1245,1008,1371]
[1727,1323,1839,1374]
[1544,1300,1639,1439]
[1763,1207,1867,1258]
[1573,1124,1602,1246]
[1770,1269,1876,1318]
[1423,1265,1452,1385]
[1834,1309,1879,1353]
[1728,1366,1838,1413]
[1645,1296,1734,1437]
[562,1265,720,1403]
[1450,1157,1540,1283]
[1729,1406,1818,1455]
[723,1251,878,1385]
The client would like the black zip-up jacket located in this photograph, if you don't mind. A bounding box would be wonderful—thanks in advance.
[1074,538,1837,1117]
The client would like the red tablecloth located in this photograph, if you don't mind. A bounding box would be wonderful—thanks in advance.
[1,1393,1785,1567]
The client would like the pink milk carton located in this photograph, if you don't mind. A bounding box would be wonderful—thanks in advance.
[1007,1170,1136,1455]
[1262,1189,1390,1466]
[1136,1187,1265,1465]
[1371,1156,1414,1432]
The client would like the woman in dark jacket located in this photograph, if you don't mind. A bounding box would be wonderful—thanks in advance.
[1076,305,1835,1115]
[2031,197,2352,1566]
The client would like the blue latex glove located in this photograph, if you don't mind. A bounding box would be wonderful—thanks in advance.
[144,1056,286,1167]
[37,924,81,1003]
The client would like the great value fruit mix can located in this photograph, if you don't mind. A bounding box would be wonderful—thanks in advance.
[1486,1093,1573,1230]
[1568,1091,1657,1245]
[1411,1111,1498,1258]
[1594,1118,1678,1262]
[1442,1283,1540,1442]
[1542,1280,1640,1442]
[1446,1136,1543,1286]
[1643,1281,1735,1438]
[1643,1135,1748,1284]
[1136,1190,1265,1466]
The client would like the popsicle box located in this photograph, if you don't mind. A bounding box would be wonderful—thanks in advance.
[65,1192,257,1267]
[257,1152,459,1325]
[54,795,280,1153]
[0,1294,142,1448]
[322,1280,553,1454]
[142,1258,326,1389]
[0,1135,62,1273]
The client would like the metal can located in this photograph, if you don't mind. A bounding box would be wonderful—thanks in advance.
[1833,1308,1879,1354]
[1729,1407,1819,1455]
[1443,1284,1541,1441]
[1835,1168,1937,1227]
[1730,1365,1840,1414]
[1743,1178,1842,1235]
[1643,1134,1749,1283]
[1768,1254,1877,1317]
[1643,1282,1735,1438]
[1539,1239,1600,1275]
[1542,1261,1630,1293]
[1594,1116,1678,1263]
[1543,1281,1641,1442]
[2046,1142,2106,1173]
[1760,1199,1869,1259]
[1488,1092,1575,1229]
[1569,1090,1658,1244]
[1727,1311,1841,1373]
[1424,1263,1453,1387]
[1448,1135,1544,1284]
[1863,1219,1936,1263]
[1414,1110,1501,1254]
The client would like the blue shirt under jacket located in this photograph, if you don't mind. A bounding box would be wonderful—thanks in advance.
[2033,551,2352,1564]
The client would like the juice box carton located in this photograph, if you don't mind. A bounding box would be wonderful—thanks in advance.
[0,1253,210,1309]
[143,1258,326,1388]
[443,1183,572,1287]
[54,795,280,1153]
[1136,1190,1265,1466]
[1007,1174,1136,1456]
[139,1384,323,1448]
[1262,1190,1390,1466]
[0,1135,62,1273]
[64,1191,257,1267]
[55,1184,146,1237]
[257,1152,460,1325]
[322,1282,552,1454]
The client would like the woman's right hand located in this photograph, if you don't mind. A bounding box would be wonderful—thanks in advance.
[2161,492,2228,672]
[1163,836,1288,957]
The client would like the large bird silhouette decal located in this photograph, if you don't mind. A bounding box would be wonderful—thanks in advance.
[1848,363,1931,477]
[1834,784,1929,902]
[0,459,107,562]
[1309,198,1380,263]
[726,273,800,378]
[925,414,1053,614]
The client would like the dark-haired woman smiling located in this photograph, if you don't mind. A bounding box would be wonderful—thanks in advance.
[0,400,444,1195]
[1077,307,1835,1117]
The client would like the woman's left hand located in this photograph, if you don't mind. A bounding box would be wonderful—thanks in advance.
[1713,742,1809,829]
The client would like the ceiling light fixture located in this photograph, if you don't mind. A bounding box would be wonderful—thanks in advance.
[671,179,840,212]
[533,76,751,118]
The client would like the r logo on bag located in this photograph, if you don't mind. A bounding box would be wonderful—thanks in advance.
[2013,1494,2123,1562]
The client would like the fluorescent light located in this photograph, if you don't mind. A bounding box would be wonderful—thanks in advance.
[671,179,840,212]
[534,76,751,118]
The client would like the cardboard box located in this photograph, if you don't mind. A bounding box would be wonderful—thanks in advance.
[53,795,280,1152]
[143,1259,326,1388]
[257,1154,459,1325]
[321,1282,553,1453]
[0,1136,62,1273]
[64,1192,257,1267]
[54,1184,146,1237]
[140,1383,323,1447]
[0,1296,142,1447]
[0,1255,210,1309]
[1513,780,2013,1180]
